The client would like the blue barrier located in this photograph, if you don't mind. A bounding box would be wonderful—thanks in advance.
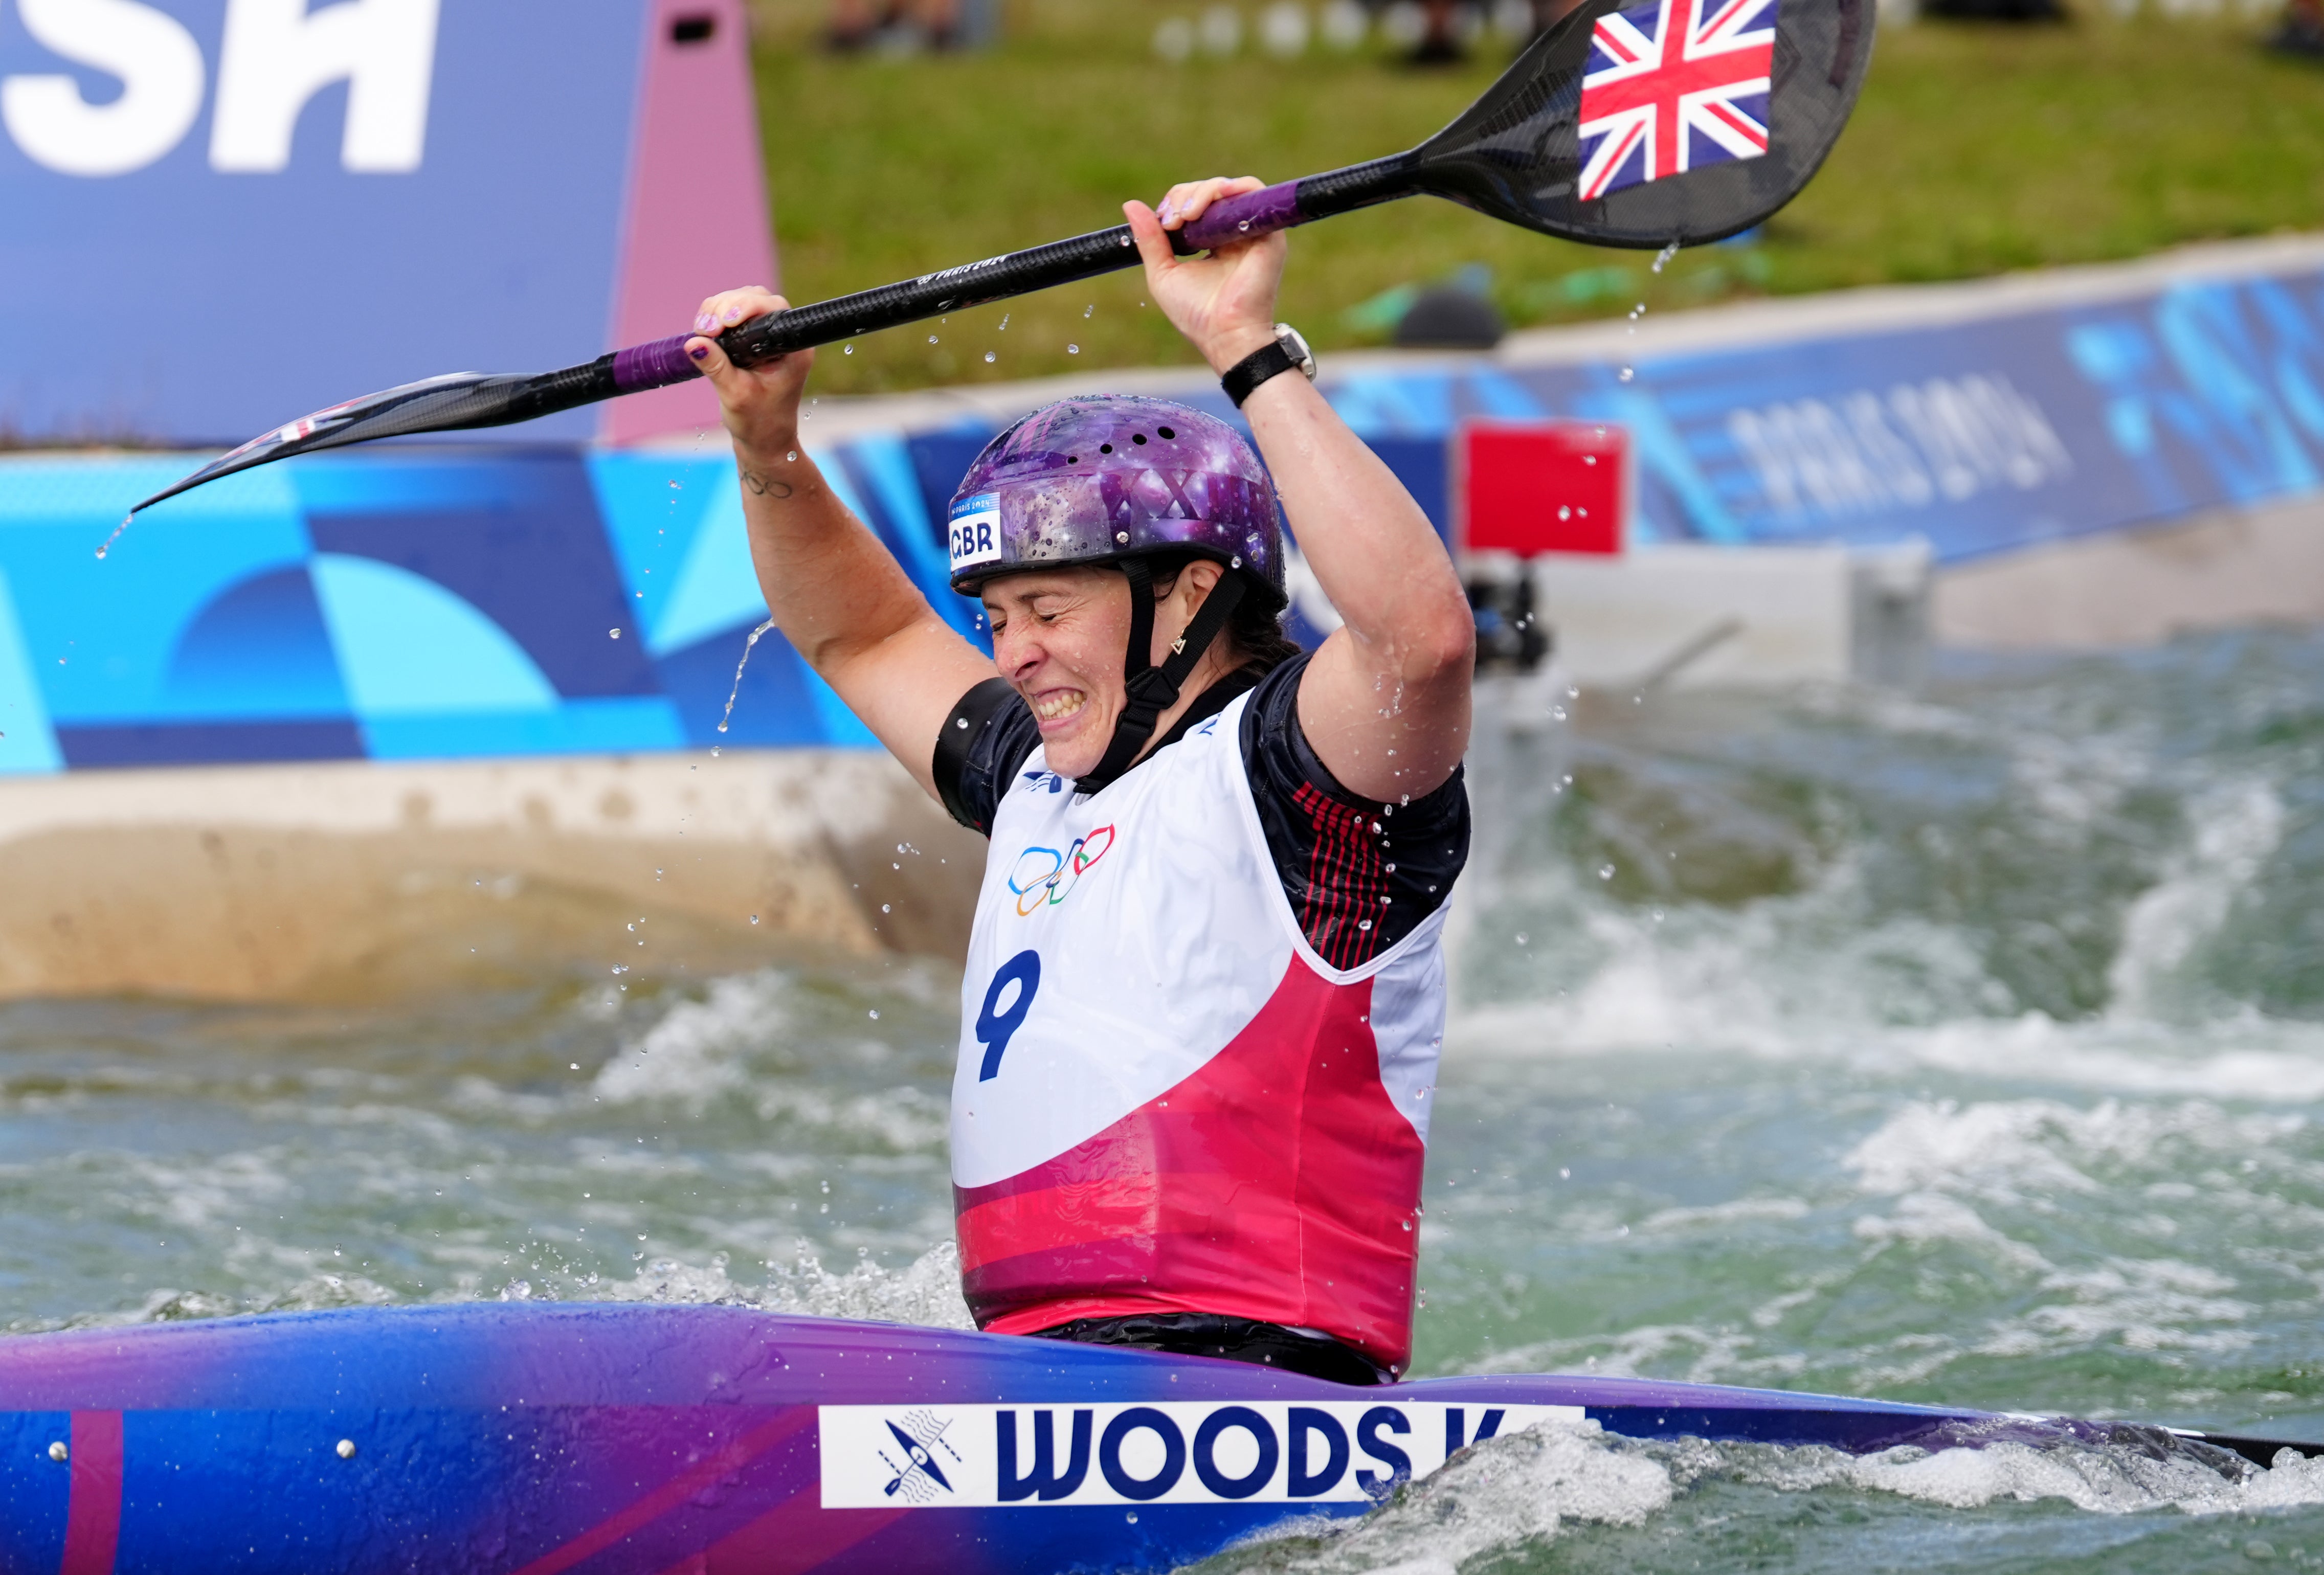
[5,259,2321,771]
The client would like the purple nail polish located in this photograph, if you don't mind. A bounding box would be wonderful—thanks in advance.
[695,314,716,333]
[688,345,710,361]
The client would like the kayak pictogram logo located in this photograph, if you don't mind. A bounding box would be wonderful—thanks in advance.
[1007,825,1115,917]
[874,1409,965,1504]
[818,1400,1582,1510]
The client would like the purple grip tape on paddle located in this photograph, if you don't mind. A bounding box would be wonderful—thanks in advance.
[1179,181,1304,252]
[612,334,703,393]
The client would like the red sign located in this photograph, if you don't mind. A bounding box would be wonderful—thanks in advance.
[1457,421,1629,556]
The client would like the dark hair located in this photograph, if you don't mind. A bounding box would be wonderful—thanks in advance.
[1146,553,1302,671]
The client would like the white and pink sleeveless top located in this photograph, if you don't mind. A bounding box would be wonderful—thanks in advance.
[950,692,1448,1374]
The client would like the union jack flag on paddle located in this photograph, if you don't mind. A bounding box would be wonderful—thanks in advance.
[1576,0,1778,201]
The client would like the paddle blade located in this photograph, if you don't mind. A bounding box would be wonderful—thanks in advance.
[1413,0,1869,248]
[129,368,588,515]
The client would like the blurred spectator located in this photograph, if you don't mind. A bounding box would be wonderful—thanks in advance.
[1919,0,2063,19]
[2274,0,2324,53]
[1406,0,1573,63]
[1410,0,1466,60]
[828,0,962,51]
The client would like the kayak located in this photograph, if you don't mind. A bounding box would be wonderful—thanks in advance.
[1,1303,2310,1574]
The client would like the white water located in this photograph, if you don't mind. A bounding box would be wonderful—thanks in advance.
[6,628,2324,1570]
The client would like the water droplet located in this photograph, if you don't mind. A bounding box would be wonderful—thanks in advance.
[749,914,761,925]
[786,451,798,462]
[1598,863,1616,880]
[96,514,133,559]
[1583,454,1597,466]
[928,334,939,344]
[1083,304,1094,318]
[1384,862,1396,873]
[999,313,1010,331]
[1067,344,1080,354]
[1558,506,1571,520]
[1125,1512,1138,1524]
[47,1442,66,1462]
[1116,531,1130,543]
[717,617,778,734]
[1230,554,1241,568]
[881,903,891,913]
[844,344,855,354]
[984,352,996,363]
[1618,367,1635,382]
[1652,239,1680,274]
[868,1009,880,1020]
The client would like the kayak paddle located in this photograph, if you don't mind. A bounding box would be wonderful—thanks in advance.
[131,0,1869,516]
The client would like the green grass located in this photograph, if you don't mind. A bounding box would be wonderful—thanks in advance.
[744,0,2324,395]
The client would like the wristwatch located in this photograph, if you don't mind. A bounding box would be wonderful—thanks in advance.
[1221,323,1317,409]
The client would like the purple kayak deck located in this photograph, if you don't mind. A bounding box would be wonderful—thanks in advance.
[0,1303,2195,1574]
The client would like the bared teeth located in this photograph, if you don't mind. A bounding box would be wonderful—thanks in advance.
[1035,691,1085,722]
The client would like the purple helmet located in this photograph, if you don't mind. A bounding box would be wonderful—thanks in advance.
[944,395,1286,608]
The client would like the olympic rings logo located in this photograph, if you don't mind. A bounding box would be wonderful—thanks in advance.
[1007,825,1116,917]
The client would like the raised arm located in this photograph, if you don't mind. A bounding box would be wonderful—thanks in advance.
[686,288,993,800]
[1124,185,1476,804]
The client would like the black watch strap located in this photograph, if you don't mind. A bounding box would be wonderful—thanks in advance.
[1221,340,1299,409]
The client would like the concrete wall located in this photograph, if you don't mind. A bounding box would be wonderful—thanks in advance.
[0,750,984,1003]
[1934,493,2324,650]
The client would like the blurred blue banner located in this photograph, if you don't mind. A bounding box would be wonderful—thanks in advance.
[5,261,2321,771]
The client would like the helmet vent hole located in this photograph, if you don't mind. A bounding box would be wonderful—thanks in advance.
[1132,433,1147,445]
[1099,443,1113,454]
[1157,426,1175,440]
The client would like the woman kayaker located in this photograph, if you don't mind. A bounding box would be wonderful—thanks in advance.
[685,176,1475,1384]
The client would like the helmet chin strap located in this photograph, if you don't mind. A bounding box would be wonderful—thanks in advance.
[1075,558,1247,792]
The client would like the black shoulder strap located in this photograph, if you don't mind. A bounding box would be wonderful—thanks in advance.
[933,675,1022,833]
[1076,569,1247,794]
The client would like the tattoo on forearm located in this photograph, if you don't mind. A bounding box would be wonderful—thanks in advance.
[740,468,794,500]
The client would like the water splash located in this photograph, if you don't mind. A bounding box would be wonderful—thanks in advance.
[716,618,779,734]
[94,514,133,560]
[1652,239,1681,274]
